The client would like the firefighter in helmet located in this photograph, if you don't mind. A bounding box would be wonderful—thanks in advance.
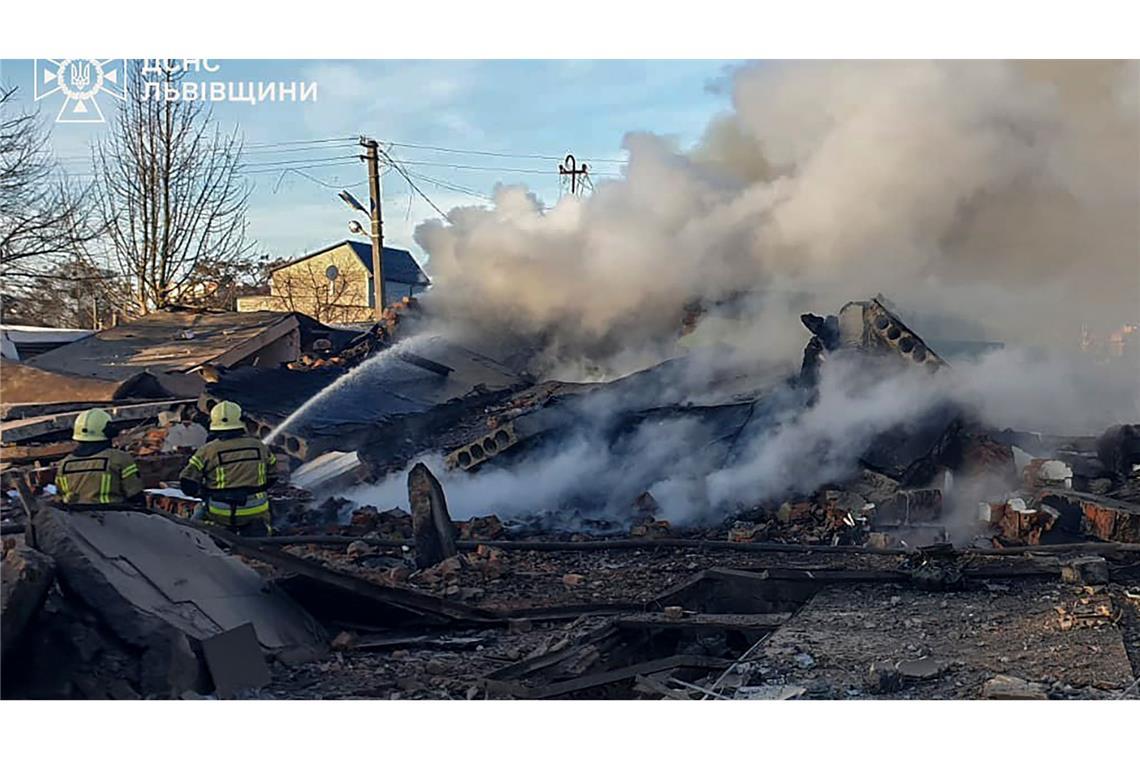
[55,408,144,509]
[179,401,277,536]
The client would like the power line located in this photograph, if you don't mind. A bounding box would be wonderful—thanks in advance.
[402,170,493,203]
[270,166,372,193]
[380,156,622,177]
[241,159,360,175]
[240,154,359,169]
[377,147,449,218]
[52,143,352,165]
[244,136,356,149]
[384,139,628,164]
[241,143,364,156]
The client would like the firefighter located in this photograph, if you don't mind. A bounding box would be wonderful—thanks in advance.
[55,408,144,509]
[179,401,277,537]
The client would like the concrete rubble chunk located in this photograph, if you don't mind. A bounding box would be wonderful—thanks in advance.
[30,507,327,697]
[289,450,368,494]
[896,657,946,680]
[836,298,948,370]
[1,544,56,658]
[200,622,272,699]
[865,661,903,694]
[981,675,1049,700]
[1024,459,1074,490]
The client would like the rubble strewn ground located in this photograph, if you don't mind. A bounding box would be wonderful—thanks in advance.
[3,299,1139,700]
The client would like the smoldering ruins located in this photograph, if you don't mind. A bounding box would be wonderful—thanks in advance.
[3,60,1139,701]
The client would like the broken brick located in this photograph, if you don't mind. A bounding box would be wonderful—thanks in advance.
[629,520,671,539]
[777,501,814,524]
[1039,490,1140,544]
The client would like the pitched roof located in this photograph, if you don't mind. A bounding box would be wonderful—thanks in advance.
[271,240,430,286]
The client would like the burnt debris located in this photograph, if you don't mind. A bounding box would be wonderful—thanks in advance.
[3,298,1139,700]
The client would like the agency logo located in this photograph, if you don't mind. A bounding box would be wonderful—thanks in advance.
[33,59,127,123]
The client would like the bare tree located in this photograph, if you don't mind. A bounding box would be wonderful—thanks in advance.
[0,86,101,280]
[0,259,119,328]
[92,62,253,315]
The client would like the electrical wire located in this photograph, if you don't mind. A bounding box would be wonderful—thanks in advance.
[244,136,356,148]
[241,159,359,175]
[270,166,369,193]
[239,154,359,169]
[380,156,622,177]
[377,147,449,218]
[384,139,628,164]
[402,169,493,202]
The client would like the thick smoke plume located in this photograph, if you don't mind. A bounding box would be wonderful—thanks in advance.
[348,347,1139,529]
[416,61,1139,377]
[345,62,1139,533]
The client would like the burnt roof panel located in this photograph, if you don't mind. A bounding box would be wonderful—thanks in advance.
[25,309,297,382]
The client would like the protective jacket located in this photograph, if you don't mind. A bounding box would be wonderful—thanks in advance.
[55,442,143,508]
[180,432,277,527]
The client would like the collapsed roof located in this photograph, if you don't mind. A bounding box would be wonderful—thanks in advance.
[21,307,354,399]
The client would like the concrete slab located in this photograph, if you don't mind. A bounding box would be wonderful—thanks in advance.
[34,508,327,660]
[201,623,272,698]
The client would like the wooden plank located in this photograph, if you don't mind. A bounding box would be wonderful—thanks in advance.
[524,655,732,699]
[483,624,622,683]
[0,398,195,443]
[615,612,792,633]
[0,441,76,464]
[350,633,489,651]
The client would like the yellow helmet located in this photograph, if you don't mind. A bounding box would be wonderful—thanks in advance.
[209,400,245,432]
[73,408,112,442]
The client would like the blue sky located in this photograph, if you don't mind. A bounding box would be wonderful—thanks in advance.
[0,59,740,265]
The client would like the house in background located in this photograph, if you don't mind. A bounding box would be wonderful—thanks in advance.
[236,240,431,324]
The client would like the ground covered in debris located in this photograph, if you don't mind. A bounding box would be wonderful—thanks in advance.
[743,580,1137,700]
[247,544,1140,700]
[4,299,1140,701]
[273,543,900,611]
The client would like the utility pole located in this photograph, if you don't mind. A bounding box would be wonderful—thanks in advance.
[361,137,386,320]
[559,154,591,197]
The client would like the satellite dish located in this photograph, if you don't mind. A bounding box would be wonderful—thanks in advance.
[325,265,339,281]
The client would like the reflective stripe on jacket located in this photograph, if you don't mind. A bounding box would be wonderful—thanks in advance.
[207,492,270,516]
[55,449,143,506]
[181,436,276,524]
[181,436,276,489]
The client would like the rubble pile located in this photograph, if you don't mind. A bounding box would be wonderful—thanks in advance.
[3,298,1139,701]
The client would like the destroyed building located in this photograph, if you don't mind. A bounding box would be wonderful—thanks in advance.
[3,296,1140,701]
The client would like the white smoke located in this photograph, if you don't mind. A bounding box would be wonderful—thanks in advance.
[347,345,1138,529]
[416,61,1139,375]
[346,61,1140,532]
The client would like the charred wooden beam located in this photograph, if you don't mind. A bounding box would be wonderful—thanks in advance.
[408,462,457,569]
[614,611,792,634]
[487,654,733,699]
